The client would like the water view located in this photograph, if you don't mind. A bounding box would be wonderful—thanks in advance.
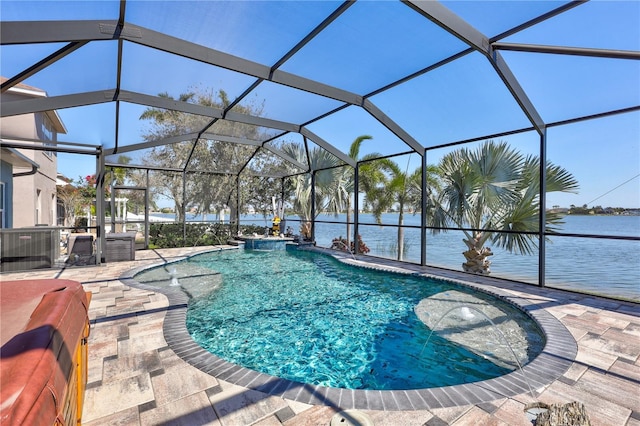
[150,212,640,301]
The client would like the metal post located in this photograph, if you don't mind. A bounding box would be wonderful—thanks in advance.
[354,163,360,254]
[95,150,105,264]
[236,175,241,236]
[145,170,149,249]
[310,171,316,242]
[110,171,116,235]
[280,177,286,235]
[538,129,548,287]
[182,171,187,245]
[421,150,427,266]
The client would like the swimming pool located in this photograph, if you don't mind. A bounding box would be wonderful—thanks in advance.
[134,248,546,391]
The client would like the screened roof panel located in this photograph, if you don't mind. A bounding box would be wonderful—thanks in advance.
[112,140,196,170]
[440,0,567,39]
[426,130,541,163]
[125,1,343,66]
[206,119,283,143]
[265,134,309,170]
[274,136,346,172]
[304,139,347,171]
[121,41,256,102]
[230,80,344,125]
[185,139,258,174]
[0,0,119,21]
[122,103,212,153]
[306,105,416,158]
[0,43,69,79]
[501,52,640,123]
[56,103,116,147]
[372,52,533,147]
[115,102,186,151]
[279,1,469,95]
[504,1,640,51]
[546,111,640,209]
[265,134,305,151]
[244,146,305,178]
[16,41,118,97]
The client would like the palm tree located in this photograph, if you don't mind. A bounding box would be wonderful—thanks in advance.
[281,143,341,237]
[364,156,429,261]
[430,140,579,275]
[328,135,377,248]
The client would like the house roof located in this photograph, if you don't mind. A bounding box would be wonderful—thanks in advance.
[1,76,67,134]
[1,147,40,169]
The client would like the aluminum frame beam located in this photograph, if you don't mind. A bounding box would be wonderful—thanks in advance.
[118,90,225,118]
[103,133,199,155]
[2,88,309,144]
[224,110,299,133]
[492,42,640,60]
[1,90,115,117]
[402,0,489,54]
[0,20,123,44]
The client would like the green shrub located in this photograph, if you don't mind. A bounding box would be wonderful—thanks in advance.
[149,223,272,248]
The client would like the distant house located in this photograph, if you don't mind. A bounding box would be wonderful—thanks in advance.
[0,77,67,228]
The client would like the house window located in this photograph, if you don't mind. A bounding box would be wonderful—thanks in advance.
[0,182,5,228]
[36,189,41,225]
[39,115,56,159]
[51,193,56,226]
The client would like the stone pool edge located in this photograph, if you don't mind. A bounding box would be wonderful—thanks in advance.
[119,246,577,411]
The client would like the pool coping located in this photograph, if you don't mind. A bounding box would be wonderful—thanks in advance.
[119,246,577,411]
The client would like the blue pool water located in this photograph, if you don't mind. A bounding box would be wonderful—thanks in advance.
[165,249,546,390]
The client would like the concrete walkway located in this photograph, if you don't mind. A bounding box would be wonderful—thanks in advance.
[2,246,638,425]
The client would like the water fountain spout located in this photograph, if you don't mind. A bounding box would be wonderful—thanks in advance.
[419,304,536,399]
[331,239,356,260]
[169,266,180,286]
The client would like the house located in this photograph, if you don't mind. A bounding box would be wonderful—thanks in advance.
[0,77,67,228]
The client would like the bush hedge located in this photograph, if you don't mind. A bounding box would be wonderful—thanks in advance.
[149,223,267,248]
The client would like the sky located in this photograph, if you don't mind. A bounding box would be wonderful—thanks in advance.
[2,0,639,209]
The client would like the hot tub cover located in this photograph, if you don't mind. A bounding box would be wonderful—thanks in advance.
[1,279,90,425]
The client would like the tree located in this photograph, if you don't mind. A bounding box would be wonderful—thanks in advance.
[280,142,342,236]
[329,135,377,248]
[57,183,81,227]
[366,159,412,260]
[361,157,441,261]
[429,140,579,275]
[241,175,291,226]
[139,88,264,222]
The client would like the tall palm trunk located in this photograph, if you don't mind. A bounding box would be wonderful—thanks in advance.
[397,209,405,261]
[346,200,352,248]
